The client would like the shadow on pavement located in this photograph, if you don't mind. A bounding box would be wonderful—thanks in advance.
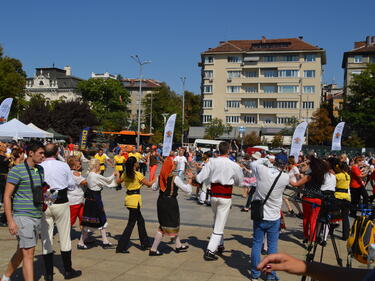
[220,249,251,279]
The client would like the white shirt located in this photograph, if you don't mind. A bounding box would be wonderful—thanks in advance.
[251,158,289,221]
[86,172,115,191]
[288,166,300,182]
[320,173,336,192]
[40,158,75,190]
[68,172,85,205]
[174,155,188,171]
[152,176,192,194]
[196,156,243,186]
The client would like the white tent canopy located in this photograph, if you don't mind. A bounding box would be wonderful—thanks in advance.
[27,123,54,138]
[0,119,48,139]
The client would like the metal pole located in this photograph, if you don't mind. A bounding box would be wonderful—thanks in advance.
[149,92,153,134]
[180,77,186,146]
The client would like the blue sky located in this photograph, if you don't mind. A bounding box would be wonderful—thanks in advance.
[1,0,374,94]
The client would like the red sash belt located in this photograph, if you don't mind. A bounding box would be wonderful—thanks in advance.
[211,183,233,199]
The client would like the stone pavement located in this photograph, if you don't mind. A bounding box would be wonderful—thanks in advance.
[0,185,365,281]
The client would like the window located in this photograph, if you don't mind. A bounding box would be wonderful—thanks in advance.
[263,101,277,108]
[226,100,240,108]
[39,81,44,86]
[263,85,277,93]
[278,85,298,93]
[227,86,241,93]
[204,56,214,64]
[263,56,276,62]
[371,57,375,63]
[263,69,278,78]
[354,56,363,63]
[227,56,242,63]
[244,86,257,93]
[264,118,274,124]
[285,55,299,62]
[304,70,316,78]
[203,100,212,108]
[303,101,314,109]
[226,116,240,123]
[244,115,256,124]
[202,115,212,123]
[227,71,241,79]
[243,100,257,108]
[244,71,258,78]
[303,86,315,93]
[203,85,212,93]
[277,117,294,124]
[351,71,362,75]
[304,54,316,62]
[278,70,299,77]
[277,101,297,108]
[204,70,213,78]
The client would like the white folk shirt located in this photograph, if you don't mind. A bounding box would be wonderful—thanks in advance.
[288,166,300,182]
[68,172,85,205]
[251,158,289,221]
[40,158,75,191]
[152,176,192,194]
[86,172,115,191]
[320,173,336,192]
[196,157,243,186]
[174,155,188,171]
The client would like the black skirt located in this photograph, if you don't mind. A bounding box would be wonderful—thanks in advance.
[157,195,180,236]
[81,189,107,228]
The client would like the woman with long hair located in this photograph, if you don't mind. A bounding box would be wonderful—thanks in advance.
[149,155,192,256]
[290,156,328,244]
[115,156,156,253]
[148,148,160,181]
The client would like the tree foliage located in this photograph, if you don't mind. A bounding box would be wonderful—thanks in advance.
[308,108,334,145]
[271,134,284,148]
[243,131,261,147]
[342,131,365,148]
[77,78,130,131]
[0,45,27,116]
[341,63,375,146]
[204,118,232,140]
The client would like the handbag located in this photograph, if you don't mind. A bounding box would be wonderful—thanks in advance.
[251,170,283,221]
[24,162,49,211]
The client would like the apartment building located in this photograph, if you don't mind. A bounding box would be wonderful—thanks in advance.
[342,35,375,97]
[199,37,326,132]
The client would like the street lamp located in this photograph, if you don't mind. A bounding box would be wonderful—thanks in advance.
[162,113,169,125]
[130,55,151,148]
[180,76,186,146]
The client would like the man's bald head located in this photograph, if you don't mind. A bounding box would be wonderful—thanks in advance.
[44,143,58,158]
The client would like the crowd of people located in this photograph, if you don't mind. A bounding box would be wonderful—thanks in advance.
[0,139,374,281]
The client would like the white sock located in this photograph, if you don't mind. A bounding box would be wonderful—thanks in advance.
[175,236,182,248]
[2,274,10,281]
[151,231,163,252]
[79,227,88,245]
[101,228,109,244]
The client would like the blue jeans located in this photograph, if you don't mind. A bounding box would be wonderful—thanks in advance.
[251,219,280,280]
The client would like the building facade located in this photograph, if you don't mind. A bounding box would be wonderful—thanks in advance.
[342,35,375,97]
[199,37,326,134]
[25,66,83,101]
[321,83,344,119]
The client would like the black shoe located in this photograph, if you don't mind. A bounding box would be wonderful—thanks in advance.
[45,274,53,281]
[77,244,88,250]
[296,213,304,219]
[175,245,189,253]
[64,269,82,280]
[240,208,249,212]
[288,210,295,216]
[149,250,163,256]
[116,248,129,254]
[203,250,218,261]
[102,243,115,249]
[140,245,151,251]
[261,248,267,255]
[217,245,225,255]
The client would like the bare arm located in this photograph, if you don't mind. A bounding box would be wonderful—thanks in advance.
[141,177,156,187]
[4,182,18,235]
[290,175,310,187]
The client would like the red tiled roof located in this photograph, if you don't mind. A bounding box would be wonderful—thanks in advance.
[122,78,161,88]
[203,38,322,54]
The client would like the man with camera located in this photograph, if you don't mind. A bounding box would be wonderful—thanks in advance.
[249,155,289,281]
[1,141,45,281]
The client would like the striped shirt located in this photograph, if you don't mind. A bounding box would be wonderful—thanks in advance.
[7,163,43,218]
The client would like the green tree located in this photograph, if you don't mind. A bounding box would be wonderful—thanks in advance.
[77,78,130,131]
[204,118,232,140]
[20,95,52,128]
[308,108,334,145]
[0,45,27,116]
[271,134,284,148]
[243,131,261,146]
[184,91,201,127]
[342,131,365,148]
[341,63,375,146]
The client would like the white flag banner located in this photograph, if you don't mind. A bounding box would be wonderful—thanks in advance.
[290,121,308,160]
[0,98,13,124]
[162,114,176,157]
[331,122,345,151]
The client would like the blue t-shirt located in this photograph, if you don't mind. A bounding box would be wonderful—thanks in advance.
[7,163,43,218]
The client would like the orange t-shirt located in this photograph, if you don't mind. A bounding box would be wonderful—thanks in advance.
[350,165,363,189]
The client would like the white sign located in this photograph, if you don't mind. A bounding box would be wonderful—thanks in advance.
[162,114,176,157]
[290,122,308,160]
[331,122,345,151]
[0,98,13,124]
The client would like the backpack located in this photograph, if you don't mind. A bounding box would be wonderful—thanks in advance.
[347,216,375,264]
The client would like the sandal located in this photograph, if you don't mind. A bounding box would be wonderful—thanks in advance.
[175,245,189,253]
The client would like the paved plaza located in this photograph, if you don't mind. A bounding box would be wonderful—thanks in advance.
[0,182,366,281]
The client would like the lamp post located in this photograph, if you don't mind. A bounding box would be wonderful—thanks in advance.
[162,113,169,125]
[149,92,153,134]
[180,76,186,146]
[130,55,151,148]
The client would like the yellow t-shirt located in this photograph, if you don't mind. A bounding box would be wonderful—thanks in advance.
[114,155,126,171]
[128,152,142,162]
[334,172,351,201]
[122,171,144,208]
[94,154,107,171]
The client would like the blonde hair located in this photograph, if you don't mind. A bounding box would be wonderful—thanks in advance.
[67,156,79,169]
[89,158,100,171]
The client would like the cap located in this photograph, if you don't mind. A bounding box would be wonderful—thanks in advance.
[251,151,262,160]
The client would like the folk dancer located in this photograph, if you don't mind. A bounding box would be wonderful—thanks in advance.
[94,148,113,175]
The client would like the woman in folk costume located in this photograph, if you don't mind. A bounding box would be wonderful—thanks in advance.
[149,155,192,256]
